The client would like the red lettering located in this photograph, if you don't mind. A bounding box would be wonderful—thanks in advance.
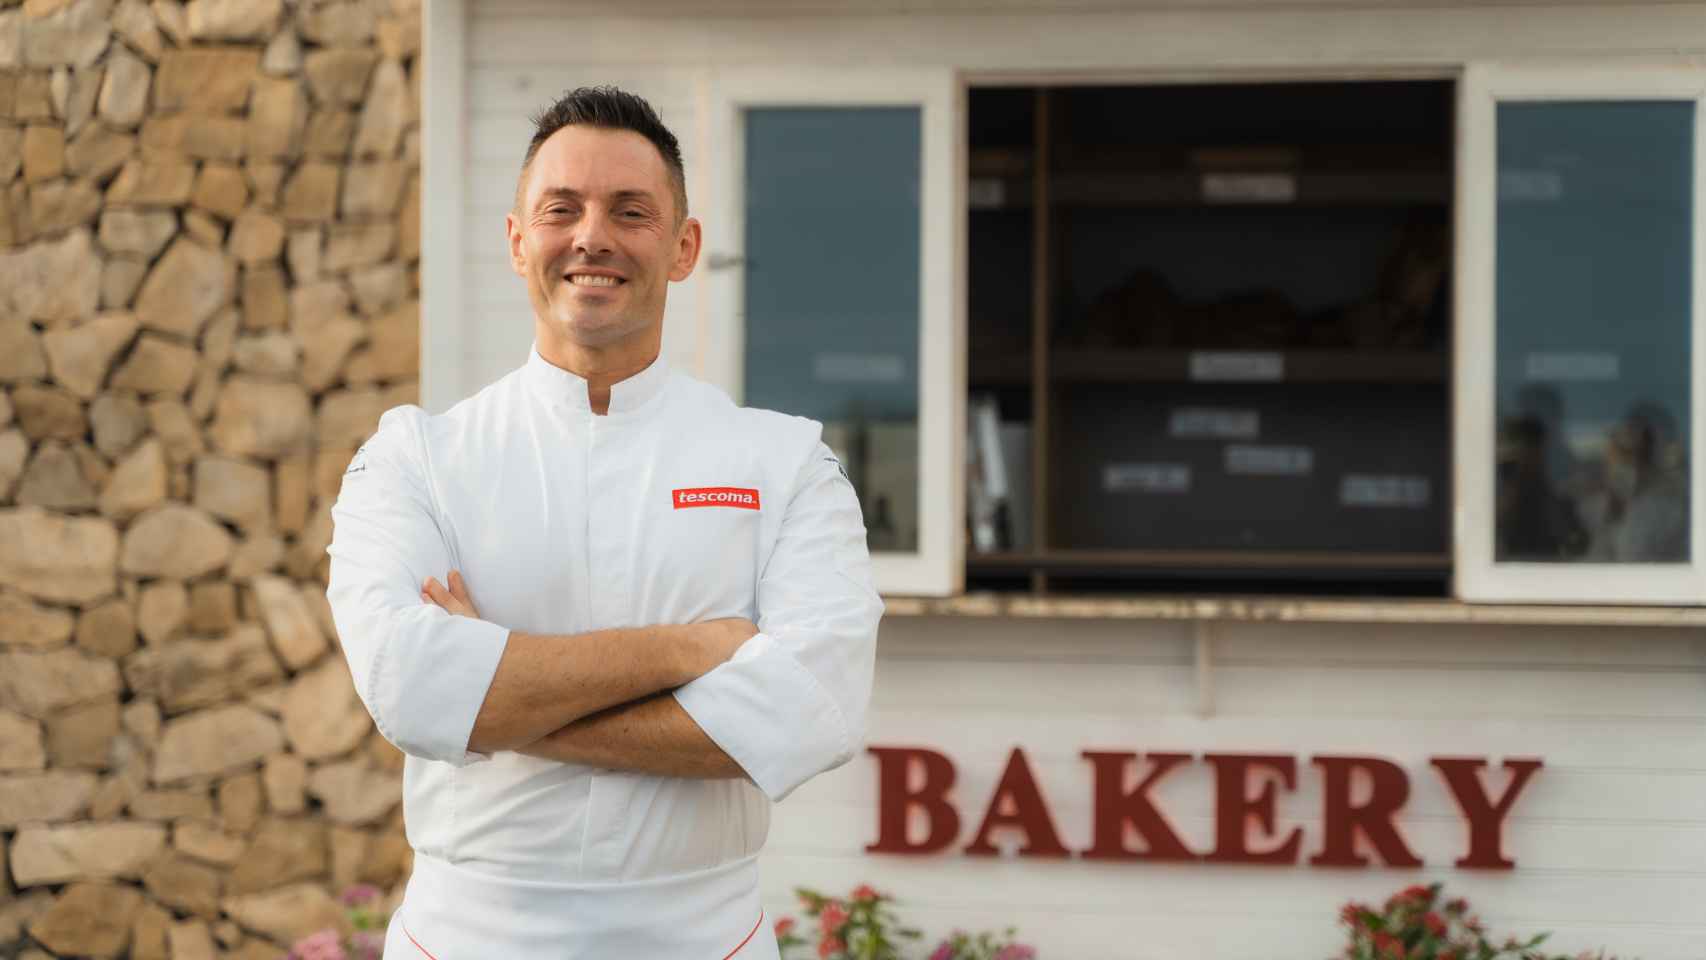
[1309,755,1423,868]
[1431,757,1542,869]
[1081,751,1197,862]
[866,747,960,854]
[1203,753,1302,864]
[965,748,1070,858]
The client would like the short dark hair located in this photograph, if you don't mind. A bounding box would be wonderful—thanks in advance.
[517,86,688,221]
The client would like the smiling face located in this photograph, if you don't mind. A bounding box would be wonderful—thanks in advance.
[506,124,701,362]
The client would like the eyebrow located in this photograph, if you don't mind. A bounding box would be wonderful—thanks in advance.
[534,187,660,209]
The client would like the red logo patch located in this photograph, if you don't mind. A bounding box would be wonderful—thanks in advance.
[672,487,761,510]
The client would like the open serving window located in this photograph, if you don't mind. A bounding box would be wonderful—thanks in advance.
[964,81,1456,595]
[1455,64,1706,604]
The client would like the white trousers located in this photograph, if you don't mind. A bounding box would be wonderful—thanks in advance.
[382,853,780,959]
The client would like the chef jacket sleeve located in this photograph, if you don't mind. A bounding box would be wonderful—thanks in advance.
[674,440,884,802]
[324,407,512,767]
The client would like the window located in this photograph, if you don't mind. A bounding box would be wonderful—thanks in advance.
[1456,65,1706,604]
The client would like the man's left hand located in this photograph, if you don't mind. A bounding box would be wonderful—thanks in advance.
[422,570,480,618]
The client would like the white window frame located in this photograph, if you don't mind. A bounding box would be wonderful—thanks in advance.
[703,68,966,597]
[1455,62,1706,604]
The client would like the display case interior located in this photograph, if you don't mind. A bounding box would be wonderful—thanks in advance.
[966,80,1455,595]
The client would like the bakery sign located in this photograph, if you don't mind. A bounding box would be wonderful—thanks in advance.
[866,747,1542,870]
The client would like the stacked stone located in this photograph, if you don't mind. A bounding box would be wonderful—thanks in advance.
[0,0,421,955]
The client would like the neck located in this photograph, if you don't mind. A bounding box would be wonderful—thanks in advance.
[535,326,661,415]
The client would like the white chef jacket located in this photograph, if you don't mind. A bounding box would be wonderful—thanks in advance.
[324,343,882,957]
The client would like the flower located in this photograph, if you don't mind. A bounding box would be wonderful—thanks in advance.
[1399,884,1434,904]
[819,902,849,934]
[775,917,796,938]
[339,884,382,908]
[817,935,845,959]
[1422,912,1447,936]
[288,930,348,960]
[347,931,384,960]
[994,946,1037,960]
[1373,932,1403,959]
[1444,897,1468,915]
[850,884,880,903]
[1339,903,1369,928]
[928,944,954,960]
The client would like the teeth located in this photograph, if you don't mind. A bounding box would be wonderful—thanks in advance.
[569,274,619,287]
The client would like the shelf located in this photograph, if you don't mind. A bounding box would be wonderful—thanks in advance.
[966,549,1450,573]
[969,144,1450,210]
[970,349,1448,387]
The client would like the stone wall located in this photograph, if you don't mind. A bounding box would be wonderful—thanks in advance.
[0,0,421,956]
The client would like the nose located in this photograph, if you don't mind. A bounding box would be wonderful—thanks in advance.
[573,206,616,258]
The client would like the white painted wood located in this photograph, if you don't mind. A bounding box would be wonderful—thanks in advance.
[759,616,1706,958]
[442,11,1706,952]
[1455,63,1706,604]
[420,0,467,413]
[469,7,1706,72]
[702,67,966,597]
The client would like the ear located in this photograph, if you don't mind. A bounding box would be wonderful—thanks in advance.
[669,217,702,283]
[505,211,527,278]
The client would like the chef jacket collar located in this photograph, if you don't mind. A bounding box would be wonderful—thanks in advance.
[523,342,670,415]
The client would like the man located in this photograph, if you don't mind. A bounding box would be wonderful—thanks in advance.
[325,86,883,958]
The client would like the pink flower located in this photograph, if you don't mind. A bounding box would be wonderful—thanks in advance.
[339,884,381,907]
[929,944,954,960]
[818,902,848,934]
[817,935,845,959]
[289,930,348,960]
[348,931,384,960]
[775,917,796,938]
[850,884,879,903]
[995,946,1037,960]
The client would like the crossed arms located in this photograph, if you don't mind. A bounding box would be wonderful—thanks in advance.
[324,408,883,802]
[419,570,750,778]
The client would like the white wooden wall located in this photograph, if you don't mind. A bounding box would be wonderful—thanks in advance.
[763,615,1706,959]
[447,4,1706,956]
[447,0,1706,408]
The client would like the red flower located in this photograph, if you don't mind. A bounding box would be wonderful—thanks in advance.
[1438,952,1458,960]
[1339,903,1367,928]
[817,936,845,959]
[850,884,879,903]
[1400,884,1434,904]
[775,918,796,938]
[819,903,849,935]
[1422,912,1447,936]
[1373,932,1403,959]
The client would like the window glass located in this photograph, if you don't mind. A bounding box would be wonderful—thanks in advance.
[1494,101,1693,563]
[743,107,923,552]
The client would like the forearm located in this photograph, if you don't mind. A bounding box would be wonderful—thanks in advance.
[467,625,713,754]
[515,693,746,780]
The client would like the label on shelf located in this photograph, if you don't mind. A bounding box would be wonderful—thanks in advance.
[813,352,906,383]
[1103,462,1191,494]
[1225,444,1314,476]
[968,178,1006,210]
[1189,351,1285,382]
[1201,172,1297,204]
[1524,351,1620,382]
[1169,407,1260,439]
[1340,474,1432,509]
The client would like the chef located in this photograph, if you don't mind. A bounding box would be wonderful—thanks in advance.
[325,86,883,958]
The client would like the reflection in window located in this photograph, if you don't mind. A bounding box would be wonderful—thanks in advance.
[1493,101,1693,563]
[742,107,922,553]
